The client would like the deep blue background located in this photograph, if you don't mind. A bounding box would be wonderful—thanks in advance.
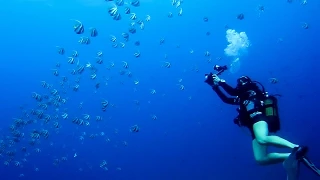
[0,0,319,179]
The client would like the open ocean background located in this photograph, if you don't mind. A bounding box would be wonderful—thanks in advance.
[0,0,319,179]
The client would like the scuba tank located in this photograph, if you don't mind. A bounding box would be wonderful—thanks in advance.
[262,95,281,131]
[263,95,278,118]
[252,80,280,123]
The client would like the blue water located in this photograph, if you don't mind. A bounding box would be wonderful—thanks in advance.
[0,0,319,179]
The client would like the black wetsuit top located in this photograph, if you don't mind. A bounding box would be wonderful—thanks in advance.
[212,80,266,112]
[212,81,266,118]
[212,81,280,138]
[212,81,241,105]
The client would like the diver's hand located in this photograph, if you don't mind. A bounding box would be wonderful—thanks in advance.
[204,73,214,86]
[212,74,222,85]
[205,73,222,87]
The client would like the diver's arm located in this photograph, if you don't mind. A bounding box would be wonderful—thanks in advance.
[212,86,238,105]
[218,80,239,96]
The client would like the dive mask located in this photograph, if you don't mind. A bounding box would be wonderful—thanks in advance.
[237,76,252,87]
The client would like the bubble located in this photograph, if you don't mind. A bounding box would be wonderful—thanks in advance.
[230,58,241,74]
[224,29,250,57]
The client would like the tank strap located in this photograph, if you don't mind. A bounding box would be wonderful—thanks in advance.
[264,104,273,108]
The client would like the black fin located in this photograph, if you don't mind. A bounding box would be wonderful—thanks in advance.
[283,147,300,180]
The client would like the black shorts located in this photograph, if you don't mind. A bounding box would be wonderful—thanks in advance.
[247,114,280,139]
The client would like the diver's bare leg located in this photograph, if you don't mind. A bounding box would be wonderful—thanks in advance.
[253,121,298,149]
[252,139,291,165]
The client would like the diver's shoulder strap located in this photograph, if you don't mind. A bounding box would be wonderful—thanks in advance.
[302,156,320,176]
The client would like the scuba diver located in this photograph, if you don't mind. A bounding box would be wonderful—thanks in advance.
[204,65,320,180]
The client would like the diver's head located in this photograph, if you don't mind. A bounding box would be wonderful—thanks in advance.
[236,76,252,88]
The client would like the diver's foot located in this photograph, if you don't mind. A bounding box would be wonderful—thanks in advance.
[295,146,308,160]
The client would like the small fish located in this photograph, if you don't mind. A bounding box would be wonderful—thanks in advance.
[113,13,121,20]
[56,46,65,55]
[89,27,98,37]
[269,78,279,84]
[124,7,130,14]
[72,19,84,34]
[131,0,140,7]
[116,0,124,6]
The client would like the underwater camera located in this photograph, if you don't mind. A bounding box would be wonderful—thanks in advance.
[204,65,228,83]
[213,65,227,75]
